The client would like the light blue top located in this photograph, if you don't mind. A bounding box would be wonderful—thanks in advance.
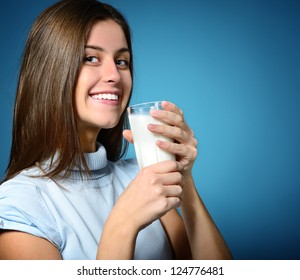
[0,145,173,260]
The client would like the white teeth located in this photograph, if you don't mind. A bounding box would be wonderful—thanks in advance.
[91,93,119,100]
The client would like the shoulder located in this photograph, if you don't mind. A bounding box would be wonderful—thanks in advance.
[0,170,43,202]
[0,171,62,248]
[0,167,51,205]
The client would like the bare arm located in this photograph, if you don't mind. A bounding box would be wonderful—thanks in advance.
[0,231,62,260]
[160,209,192,259]
[159,184,232,260]
[180,176,232,259]
[96,217,137,259]
[97,203,192,260]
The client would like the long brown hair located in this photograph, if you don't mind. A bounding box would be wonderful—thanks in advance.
[4,0,133,182]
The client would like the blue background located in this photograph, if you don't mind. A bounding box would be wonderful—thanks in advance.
[0,0,299,259]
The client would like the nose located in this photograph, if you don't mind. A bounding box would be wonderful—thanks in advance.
[101,59,121,84]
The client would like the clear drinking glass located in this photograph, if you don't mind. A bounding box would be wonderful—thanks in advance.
[127,101,175,169]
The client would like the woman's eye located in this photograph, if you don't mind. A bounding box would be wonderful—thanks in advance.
[116,59,129,69]
[84,56,99,63]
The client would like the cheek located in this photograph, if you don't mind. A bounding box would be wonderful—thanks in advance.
[122,72,132,94]
[75,69,95,100]
[74,82,85,109]
[77,69,93,90]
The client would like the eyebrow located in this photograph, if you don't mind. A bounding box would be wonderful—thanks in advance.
[84,45,130,55]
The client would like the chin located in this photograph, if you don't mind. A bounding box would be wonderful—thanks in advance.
[100,120,120,129]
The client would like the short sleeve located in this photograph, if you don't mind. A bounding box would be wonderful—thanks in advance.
[0,179,62,249]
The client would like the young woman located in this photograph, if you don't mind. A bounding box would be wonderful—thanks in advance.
[0,0,232,260]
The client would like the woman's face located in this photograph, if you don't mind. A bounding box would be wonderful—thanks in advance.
[75,19,132,142]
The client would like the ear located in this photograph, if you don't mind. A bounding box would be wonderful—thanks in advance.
[122,129,134,143]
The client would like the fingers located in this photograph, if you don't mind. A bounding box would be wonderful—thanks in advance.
[122,129,133,143]
[152,196,182,219]
[139,161,184,198]
[148,122,196,146]
[150,101,195,145]
[154,184,183,212]
[151,104,188,131]
[149,102,197,158]
[151,168,183,186]
[163,185,183,199]
[144,160,184,174]
[133,163,183,218]
[157,140,198,164]
[161,101,183,116]
[164,196,182,210]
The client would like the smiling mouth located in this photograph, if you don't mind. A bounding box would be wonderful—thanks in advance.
[89,93,119,101]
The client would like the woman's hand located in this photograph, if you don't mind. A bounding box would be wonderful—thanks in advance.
[150,101,198,177]
[124,101,197,177]
[110,160,184,232]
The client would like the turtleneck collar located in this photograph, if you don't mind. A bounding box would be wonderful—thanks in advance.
[68,143,111,183]
[82,143,108,171]
[39,143,111,182]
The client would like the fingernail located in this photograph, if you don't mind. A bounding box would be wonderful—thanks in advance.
[156,140,163,146]
[150,110,159,116]
[148,124,155,130]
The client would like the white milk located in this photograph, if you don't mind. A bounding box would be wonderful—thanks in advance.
[129,114,175,169]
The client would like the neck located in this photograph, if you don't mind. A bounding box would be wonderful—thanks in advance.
[79,127,100,153]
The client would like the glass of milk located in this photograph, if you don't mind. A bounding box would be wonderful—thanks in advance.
[127,101,175,169]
